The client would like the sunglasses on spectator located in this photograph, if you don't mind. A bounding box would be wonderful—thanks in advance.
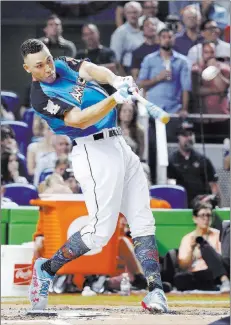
[197,213,212,219]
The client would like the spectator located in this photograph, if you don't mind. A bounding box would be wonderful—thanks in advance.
[167,121,221,207]
[40,14,77,58]
[54,156,70,177]
[188,19,230,64]
[1,125,18,154]
[1,125,28,179]
[38,173,72,195]
[1,150,28,185]
[115,1,143,28]
[199,0,229,30]
[76,23,117,94]
[32,115,48,139]
[169,1,199,16]
[174,5,203,56]
[175,202,230,292]
[27,121,55,177]
[131,18,159,80]
[63,168,81,194]
[139,1,165,33]
[138,28,191,140]
[118,102,145,160]
[1,103,15,121]
[33,135,72,187]
[110,1,144,75]
[191,41,230,143]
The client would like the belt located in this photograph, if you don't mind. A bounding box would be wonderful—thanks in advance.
[72,128,122,147]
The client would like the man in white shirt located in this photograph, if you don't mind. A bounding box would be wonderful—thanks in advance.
[110,1,144,75]
[188,19,230,64]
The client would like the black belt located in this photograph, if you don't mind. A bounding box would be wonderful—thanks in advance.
[72,128,122,146]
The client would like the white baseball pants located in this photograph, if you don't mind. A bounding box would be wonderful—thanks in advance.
[70,132,155,250]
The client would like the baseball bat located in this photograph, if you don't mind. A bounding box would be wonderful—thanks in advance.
[130,90,170,124]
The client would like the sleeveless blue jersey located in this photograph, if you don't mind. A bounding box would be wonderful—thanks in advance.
[30,58,117,139]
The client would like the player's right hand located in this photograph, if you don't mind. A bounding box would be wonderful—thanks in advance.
[112,87,133,104]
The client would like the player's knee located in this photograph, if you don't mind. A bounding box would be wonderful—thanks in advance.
[130,218,156,238]
[81,232,111,250]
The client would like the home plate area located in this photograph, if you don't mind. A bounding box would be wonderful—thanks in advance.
[1,306,230,325]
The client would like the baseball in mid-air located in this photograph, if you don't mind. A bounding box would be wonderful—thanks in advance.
[202,65,220,81]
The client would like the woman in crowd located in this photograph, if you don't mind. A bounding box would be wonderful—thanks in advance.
[1,150,28,185]
[118,102,145,160]
[175,202,230,292]
[26,120,55,179]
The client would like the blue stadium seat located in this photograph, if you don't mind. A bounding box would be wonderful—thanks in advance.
[1,121,29,156]
[4,183,38,206]
[1,91,20,113]
[22,108,34,140]
[38,168,54,184]
[149,185,188,209]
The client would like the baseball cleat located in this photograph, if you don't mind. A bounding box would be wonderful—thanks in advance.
[142,288,168,313]
[29,258,54,310]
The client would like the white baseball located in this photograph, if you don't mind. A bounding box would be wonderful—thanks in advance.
[202,66,220,81]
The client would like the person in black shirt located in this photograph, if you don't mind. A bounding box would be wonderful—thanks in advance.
[40,15,77,58]
[76,23,117,95]
[131,17,159,80]
[167,121,221,207]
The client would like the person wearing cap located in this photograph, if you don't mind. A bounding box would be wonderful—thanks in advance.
[167,121,221,207]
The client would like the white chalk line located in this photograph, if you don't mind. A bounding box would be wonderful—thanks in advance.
[2,320,70,325]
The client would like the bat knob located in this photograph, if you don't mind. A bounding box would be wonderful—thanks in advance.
[160,112,170,124]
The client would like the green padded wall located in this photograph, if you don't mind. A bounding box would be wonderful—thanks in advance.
[4,207,230,254]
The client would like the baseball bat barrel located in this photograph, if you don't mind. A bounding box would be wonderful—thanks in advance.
[131,92,170,124]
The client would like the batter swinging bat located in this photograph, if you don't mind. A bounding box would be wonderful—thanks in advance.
[129,88,170,124]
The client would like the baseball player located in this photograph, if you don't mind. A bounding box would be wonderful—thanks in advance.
[21,39,168,313]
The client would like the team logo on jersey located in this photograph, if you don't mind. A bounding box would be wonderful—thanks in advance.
[43,99,60,115]
[70,77,86,104]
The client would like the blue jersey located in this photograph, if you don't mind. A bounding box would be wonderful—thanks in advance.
[30,57,117,139]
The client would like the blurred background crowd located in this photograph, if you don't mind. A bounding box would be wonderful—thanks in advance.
[1,0,230,295]
[1,0,230,205]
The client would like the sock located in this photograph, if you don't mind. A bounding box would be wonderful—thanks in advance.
[133,235,163,292]
[41,231,90,274]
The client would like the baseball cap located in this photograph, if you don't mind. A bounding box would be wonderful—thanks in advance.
[176,121,194,136]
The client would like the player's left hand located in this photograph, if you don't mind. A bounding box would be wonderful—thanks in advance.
[112,76,137,90]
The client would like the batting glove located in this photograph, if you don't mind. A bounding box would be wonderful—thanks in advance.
[112,76,137,90]
[113,87,133,104]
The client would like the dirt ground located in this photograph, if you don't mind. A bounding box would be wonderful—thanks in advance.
[1,305,230,325]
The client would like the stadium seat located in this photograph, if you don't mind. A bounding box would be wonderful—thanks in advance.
[149,185,188,209]
[1,121,29,156]
[38,168,54,184]
[1,91,20,113]
[4,183,38,206]
[22,108,34,140]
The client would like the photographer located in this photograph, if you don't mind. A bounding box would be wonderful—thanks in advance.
[175,202,229,292]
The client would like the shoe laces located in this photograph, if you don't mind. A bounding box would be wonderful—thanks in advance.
[39,279,51,297]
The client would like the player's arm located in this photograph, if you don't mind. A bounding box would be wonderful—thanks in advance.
[78,60,136,90]
[64,96,116,129]
[64,86,133,129]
